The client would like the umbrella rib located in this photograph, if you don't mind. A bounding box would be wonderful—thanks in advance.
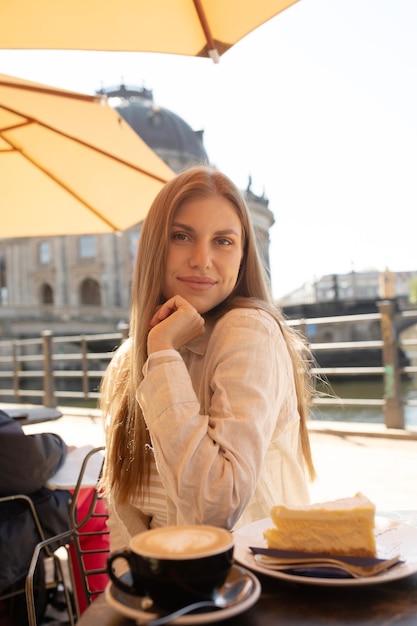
[0,78,103,104]
[192,0,219,62]
[1,118,33,134]
[5,132,121,231]
[0,103,170,184]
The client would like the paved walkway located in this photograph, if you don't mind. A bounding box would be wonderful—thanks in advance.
[307,421,417,511]
[11,404,417,514]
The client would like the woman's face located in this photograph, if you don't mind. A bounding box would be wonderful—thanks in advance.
[163,194,243,314]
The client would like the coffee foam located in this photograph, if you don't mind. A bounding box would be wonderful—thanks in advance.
[131,525,233,559]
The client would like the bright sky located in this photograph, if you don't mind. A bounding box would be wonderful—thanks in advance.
[1,0,416,299]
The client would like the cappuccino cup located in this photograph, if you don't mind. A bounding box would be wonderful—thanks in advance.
[107,524,234,610]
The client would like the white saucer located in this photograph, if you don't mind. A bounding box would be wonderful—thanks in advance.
[105,564,261,624]
[234,516,417,587]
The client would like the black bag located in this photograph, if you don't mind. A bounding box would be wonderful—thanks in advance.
[0,488,71,592]
[0,555,47,626]
[0,488,71,625]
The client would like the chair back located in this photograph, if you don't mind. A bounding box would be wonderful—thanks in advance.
[68,446,110,618]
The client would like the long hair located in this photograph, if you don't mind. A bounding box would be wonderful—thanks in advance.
[101,165,315,504]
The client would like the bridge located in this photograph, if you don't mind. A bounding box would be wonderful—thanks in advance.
[281,296,417,369]
[283,296,417,334]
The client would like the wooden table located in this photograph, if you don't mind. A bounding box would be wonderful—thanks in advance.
[77,512,417,626]
[5,407,63,425]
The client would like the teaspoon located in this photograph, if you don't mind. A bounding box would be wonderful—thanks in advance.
[146,574,254,626]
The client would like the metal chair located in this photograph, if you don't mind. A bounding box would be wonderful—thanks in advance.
[67,446,110,619]
[0,494,74,626]
[26,528,75,626]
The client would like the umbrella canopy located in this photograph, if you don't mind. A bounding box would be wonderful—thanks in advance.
[0,0,299,62]
[0,74,175,238]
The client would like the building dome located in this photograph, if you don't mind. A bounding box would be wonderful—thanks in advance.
[96,83,274,270]
[96,84,209,173]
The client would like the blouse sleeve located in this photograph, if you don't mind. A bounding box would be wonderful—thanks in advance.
[137,309,297,529]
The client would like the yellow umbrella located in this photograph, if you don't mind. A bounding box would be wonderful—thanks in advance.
[0,73,175,238]
[0,0,299,63]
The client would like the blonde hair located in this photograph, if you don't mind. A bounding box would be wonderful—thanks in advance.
[101,165,315,504]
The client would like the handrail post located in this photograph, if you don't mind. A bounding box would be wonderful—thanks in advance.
[81,335,89,398]
[377,300,404,429]
[12,340,20,400]
[42,330,56,408]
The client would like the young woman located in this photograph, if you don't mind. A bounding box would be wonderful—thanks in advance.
[100,165,315,551]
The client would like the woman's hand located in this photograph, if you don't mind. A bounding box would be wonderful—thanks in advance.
[147,295,205,354]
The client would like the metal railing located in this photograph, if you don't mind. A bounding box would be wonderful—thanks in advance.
[289,301,417,428]
[0,324,129,407]
[0,304,416,429]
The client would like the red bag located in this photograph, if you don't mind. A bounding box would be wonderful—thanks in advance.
[68,487,109,615]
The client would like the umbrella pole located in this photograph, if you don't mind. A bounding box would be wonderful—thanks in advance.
[192,0,220,63]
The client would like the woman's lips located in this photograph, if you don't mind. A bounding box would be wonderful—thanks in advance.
[178,276,217,290]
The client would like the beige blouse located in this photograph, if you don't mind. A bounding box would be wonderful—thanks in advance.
[105,307,310,551]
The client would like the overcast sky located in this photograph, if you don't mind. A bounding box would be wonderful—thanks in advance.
[1,0,416,298]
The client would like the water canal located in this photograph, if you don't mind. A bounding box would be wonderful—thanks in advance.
[312,377,417,427]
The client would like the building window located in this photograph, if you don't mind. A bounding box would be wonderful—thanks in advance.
[78,236,97,259]
[39,241,51,264]
[40,283,54,304]
[80,278,101,306]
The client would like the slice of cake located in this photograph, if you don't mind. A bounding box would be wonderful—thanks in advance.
[264,492,376,557]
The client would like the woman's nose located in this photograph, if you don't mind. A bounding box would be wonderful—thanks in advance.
[189,243,212,269]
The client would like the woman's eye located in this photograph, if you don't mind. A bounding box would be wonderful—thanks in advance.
[216,237,233,246]
[172,232,189,241]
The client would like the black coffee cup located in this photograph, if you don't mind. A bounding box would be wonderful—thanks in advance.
[107,524,234,610]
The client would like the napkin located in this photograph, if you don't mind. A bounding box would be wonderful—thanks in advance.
[249,547,392,567]
[249,547,403,578]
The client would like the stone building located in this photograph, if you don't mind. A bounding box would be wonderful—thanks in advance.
[0,85,274,337]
